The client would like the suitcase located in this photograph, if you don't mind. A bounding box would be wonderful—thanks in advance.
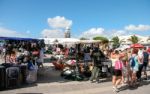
[5,66,20,88]
[0,66,5,90]
[1,63,13,68]
[19,65,27,84]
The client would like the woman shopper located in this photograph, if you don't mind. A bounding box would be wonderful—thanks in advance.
[129,49,139,87]
[111,50,118,90]
[121,49,130,85]
[83,45,91,66]
[126,49,132,85]
[112,50,124,92]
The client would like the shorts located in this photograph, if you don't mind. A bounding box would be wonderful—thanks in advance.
[130,67,138,73]
[114,69,122,76]
[111,67,115,75]
[143,62,148,71]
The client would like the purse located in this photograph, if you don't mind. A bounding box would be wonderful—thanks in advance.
[32,51,39,56]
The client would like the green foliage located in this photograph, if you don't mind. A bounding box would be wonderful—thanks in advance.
[93,36,109,43]
[129,35,139,44]
[80,37,89,40]
[112,36,120,49]
[44,50,52,54]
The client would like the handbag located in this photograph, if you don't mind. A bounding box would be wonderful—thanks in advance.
[32,51,39,56]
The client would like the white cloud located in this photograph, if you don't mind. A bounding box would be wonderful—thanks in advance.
[41,16,72,38]
[125,24,150,31]
[41,29,64,38]
[112,30,128,36]
[48,16,72,28]
[0,27,29,37]
[80,27,131,39]
[80,28,105,39]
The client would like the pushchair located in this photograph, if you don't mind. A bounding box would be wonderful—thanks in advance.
[97,59,112,80]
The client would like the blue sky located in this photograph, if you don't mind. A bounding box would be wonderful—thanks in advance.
[0,0,150,39]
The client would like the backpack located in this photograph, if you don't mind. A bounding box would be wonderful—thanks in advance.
[143,52,149,63]
[115,60,123,70]
[69,48,75,54]
[129,57,136,67]
[84,47,90,53]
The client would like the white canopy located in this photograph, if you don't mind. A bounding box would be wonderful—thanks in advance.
[79,40,101,44]
[115,45,130,51]
[42,38,80,44]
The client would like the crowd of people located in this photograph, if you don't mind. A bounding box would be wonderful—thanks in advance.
[0,40,44,64]
[110,47,150,92]
[48,43,150,92]
[0,39,45,84]
[1,39,149,91]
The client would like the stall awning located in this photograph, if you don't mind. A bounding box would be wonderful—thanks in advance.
[0,36,40,41]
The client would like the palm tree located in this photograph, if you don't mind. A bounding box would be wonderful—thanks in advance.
[80,37,89,40]
[128,35,139,44]
[93,36,109,51]
[93,36,109,43]
[111,36,120,49]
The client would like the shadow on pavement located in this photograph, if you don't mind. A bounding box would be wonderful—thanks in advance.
[16,93,43,94]
[37,65,71,83]
[119,77,150,92]
[0,64,70,91]
[0,83,38,91]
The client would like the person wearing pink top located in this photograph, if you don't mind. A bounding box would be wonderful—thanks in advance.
[112,50,124,92]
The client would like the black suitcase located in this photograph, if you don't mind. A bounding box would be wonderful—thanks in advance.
[1,63,13,68]
[0,66,5,90]
[5,66,20,88]
[19,65,27,84]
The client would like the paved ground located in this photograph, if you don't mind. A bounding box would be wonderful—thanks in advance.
[1,63,150,94]
[1,77,150,94]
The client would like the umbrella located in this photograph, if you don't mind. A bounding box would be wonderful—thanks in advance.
[130,43,144,48]
[147,48,150,53]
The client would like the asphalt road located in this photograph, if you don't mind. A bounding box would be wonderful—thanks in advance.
[0,79,150,94]
[1,63,150,94]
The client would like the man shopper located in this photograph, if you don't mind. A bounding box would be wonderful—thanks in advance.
[89,44,105,83]
[143,47,149,80]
